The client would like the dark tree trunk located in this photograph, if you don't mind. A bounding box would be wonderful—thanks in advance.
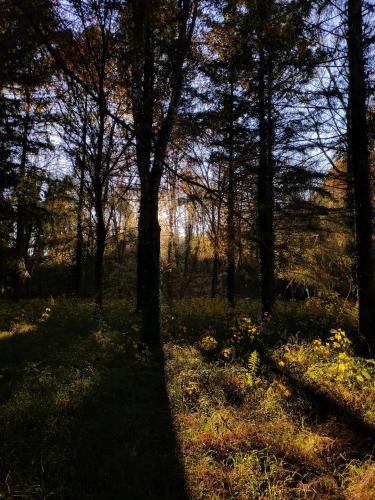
[166,173,178,302]
[211,249,220,299]
[134,0,154,313]
[345,120,358,300]
[75,159,85,296]
[93,87,106,311]
[226,79,236,307]
[130,0,197,349]
[257,40,275,317]
[14,193,26,301]
[13,101,30,301]
[166,219,175,302]
[75,99,87,297]
[166,238,174,301]
[138,175,161,348]
[94,185,106,310]
[135,147,153,314]
[347,0,375,353]
[180,210,193,299]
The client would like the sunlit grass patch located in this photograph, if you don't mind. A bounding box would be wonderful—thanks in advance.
[0,320,37,341]
[0,297,373,498]
[273,328,375,426]
[165,341,369,498]
[187,449,294,499]
[163,297,260,342]
[165,304,375,497]
[344,460,375,499]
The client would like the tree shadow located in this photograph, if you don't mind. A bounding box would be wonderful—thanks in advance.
[0,307,189,499]
[68,352,189,500]
[263,352,375,455]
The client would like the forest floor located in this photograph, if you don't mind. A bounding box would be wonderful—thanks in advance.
[0,298,374,499]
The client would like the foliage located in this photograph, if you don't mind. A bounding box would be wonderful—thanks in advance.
[274,328,375,426]
[0,298,373,498]
[246,350,260,387]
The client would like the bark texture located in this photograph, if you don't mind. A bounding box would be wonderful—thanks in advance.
[347,0,375,353]
[257,15,275,317]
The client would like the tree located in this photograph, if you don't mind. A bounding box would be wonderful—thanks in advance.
[240,0,316,315]
[56,1,131,309]
[347,0,374,353]
[122,0,198,347]
[255,0,276,316]
[1,0,55,299]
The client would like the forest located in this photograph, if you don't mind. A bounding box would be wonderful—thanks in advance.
[0,0,374,498]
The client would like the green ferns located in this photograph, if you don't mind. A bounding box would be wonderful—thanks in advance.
[246,350,260,387]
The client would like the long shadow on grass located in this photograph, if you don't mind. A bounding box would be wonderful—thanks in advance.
[0,307,188,499]
[262,351,375,454]
[0,304,97,404]
[67,355,188,499]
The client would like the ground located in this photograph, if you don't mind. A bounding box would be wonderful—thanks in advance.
[0,298,373,499]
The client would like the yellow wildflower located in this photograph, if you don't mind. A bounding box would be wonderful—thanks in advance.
[221,348,233,359]
[200,335,218,351]
[338,352,349,360]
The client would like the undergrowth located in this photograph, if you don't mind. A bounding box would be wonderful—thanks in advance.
[0,297,372,499]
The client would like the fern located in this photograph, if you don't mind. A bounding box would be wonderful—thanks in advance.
[246,350,260,387]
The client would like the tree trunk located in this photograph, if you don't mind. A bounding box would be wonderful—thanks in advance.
[347,0,375,353]
[94,183,106,310]
[75,98,87,297]
[166,172,178,302]
[257,41,275,316]
[180,208,193,298]
[138,175,161,349]
[166,220,175,303]
[13,100,30,301]
[75,159,85,296]
[211,249,220,298]
[226,79,236,307]
[93,86,106,311]
[130,0,197,349]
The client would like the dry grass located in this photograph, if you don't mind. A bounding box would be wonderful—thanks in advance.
[0,298,372,499]
[165,339,373,499]
[345,462,375,499]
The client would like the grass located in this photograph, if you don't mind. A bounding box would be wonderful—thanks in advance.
[0,297,373,498]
